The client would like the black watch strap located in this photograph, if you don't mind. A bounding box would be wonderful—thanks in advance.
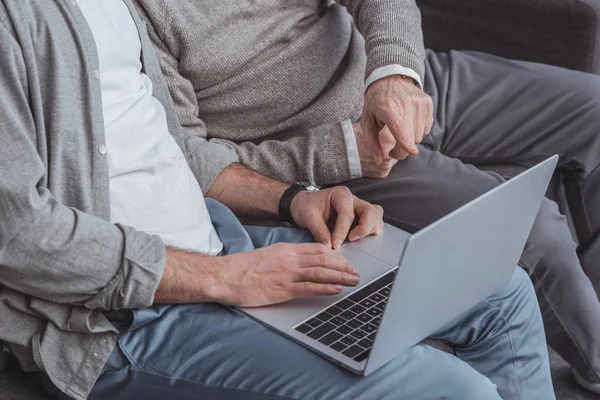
[279,183,312,227]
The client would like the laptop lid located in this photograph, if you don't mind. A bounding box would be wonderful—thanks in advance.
[364,155,558,375]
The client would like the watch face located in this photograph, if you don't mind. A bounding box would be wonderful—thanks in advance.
[296,182,319,192]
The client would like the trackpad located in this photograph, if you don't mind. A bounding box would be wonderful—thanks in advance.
[242,246,394,327]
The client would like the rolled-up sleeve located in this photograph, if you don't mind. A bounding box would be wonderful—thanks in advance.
[0,21,166,311]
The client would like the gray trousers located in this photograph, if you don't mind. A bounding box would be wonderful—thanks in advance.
[344,50,600,383]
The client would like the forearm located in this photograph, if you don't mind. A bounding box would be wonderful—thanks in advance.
[154,247,221,304]
[221,120,361,186]
[207,162,289,218]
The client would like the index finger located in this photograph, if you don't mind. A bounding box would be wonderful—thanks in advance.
[330,189,356,250]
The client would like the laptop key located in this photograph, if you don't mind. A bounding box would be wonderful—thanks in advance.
[340,310,356,320]
[358,338,374,349]
[350,330,367,339]
[356,313,372,324]
[370,293,385,302]
[367,308,382,317]
[306,318,323,328]
[375,302,386,311]
[349,272,394,302]
[316,311,333,321]
[371,317,382,326]
[367,332,376,341]
[307,322,335,340]
[319,331,343,346]
[360,298,376,308]
[354,349,371,362]
[349,304,366,314]
[326,305,343,316]
[342,345,363,359]
[330,341,347,352]
[361,323,377,333]
[346,319,363,329]
[295,324,313,334]
[336,299,354,310]
[330,316,346,326]
[336,325,353,335]
[380,287,391,296]
[340,336,358,346]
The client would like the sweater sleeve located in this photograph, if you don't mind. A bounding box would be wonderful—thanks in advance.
[336,0,426,83]
[135,0,360,186]
[215,120,361,185]
[0,20,166,311]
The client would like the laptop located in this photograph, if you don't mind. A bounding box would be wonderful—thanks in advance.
[241,155,558,376]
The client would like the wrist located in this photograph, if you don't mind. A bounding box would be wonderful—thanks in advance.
[279,183,319,226]
[289,190,310,228]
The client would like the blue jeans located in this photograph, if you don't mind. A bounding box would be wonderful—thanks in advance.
[77,200,554,400]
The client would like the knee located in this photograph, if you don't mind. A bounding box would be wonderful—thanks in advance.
[492,267,541,326]
[505,267,537,306]
[523,199,578,275]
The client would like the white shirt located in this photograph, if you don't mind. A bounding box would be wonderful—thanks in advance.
[76,0,223,255]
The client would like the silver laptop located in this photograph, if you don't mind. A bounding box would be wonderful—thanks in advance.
[241,155,558,376]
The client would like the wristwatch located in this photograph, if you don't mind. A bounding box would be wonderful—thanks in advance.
[279,182,319,227]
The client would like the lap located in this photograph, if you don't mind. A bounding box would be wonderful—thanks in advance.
[90,303,499,400]
[424,49,600,173]
[86,204,516,400]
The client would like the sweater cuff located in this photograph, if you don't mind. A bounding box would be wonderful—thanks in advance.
[308,121,357,185]
[341,120,362,180]
[365,64,423,90]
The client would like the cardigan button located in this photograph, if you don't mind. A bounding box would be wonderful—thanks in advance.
[98,144,107,155]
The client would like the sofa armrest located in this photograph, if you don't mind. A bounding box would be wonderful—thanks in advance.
[417,0,600,74]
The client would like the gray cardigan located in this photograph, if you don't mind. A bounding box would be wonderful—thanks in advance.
[135,0,426,185]
[0,1,237,399]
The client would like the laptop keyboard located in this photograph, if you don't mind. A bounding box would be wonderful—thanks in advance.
[294,268,397,362]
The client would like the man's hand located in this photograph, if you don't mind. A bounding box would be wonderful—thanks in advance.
[354,122,400,178]
[156,244,360,307]
[361,75,434,164]
[214,243,360,307]
[290,186,384,250]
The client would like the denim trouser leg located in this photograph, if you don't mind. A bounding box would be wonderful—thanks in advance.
[80,200,553,400]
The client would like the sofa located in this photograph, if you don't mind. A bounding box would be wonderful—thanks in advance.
[2,0,600,399]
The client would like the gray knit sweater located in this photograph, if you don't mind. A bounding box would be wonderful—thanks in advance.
[135,0,425,185]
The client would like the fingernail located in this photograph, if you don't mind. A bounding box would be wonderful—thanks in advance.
[349,235,358,241]
[334,285,343,291]
[352,268,360,276]
[350,275,360,284]
[333,239,342,249]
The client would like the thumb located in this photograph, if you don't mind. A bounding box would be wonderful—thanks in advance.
[360,117,384,165]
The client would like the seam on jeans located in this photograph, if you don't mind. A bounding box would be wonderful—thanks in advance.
[124,363,298,400]
[481,300,524,400]
[529,267,600,381]
[117,343,143,371]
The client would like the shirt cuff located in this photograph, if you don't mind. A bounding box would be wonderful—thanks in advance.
[341,120,362,180]
[365,65,423,91]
